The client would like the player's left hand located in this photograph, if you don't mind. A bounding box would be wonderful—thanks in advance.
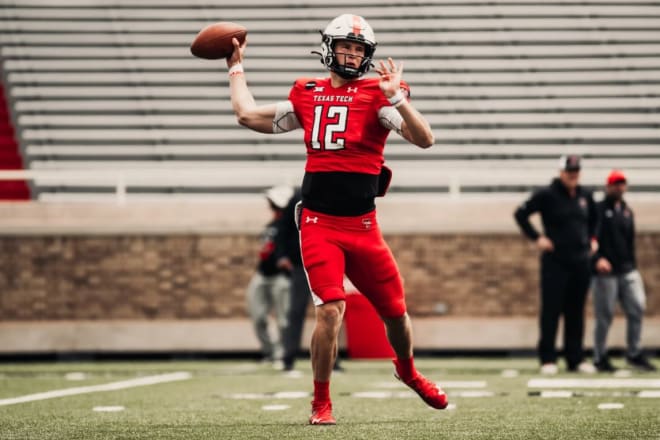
[375,57,403,99]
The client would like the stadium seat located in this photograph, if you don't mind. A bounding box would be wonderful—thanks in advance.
[0,0,658,199]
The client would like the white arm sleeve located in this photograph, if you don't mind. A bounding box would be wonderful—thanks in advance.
[378,106,404,136]
[273,100,302,133]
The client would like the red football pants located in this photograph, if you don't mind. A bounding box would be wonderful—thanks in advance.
[299,207,406,318]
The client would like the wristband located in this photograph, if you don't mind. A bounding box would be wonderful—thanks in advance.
[388,89,405,107]
[228,63,244,77]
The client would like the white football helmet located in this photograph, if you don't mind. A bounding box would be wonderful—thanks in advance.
[316,14,377,79]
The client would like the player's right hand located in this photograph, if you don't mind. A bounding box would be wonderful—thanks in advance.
[226,37,246,69]
[595,257,612,274]
[536,236,554,252]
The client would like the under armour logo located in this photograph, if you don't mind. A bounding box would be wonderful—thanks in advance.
[314,86,325,93]
[362,218,372,229]
[306,216,318,224]
[347,87,358,93]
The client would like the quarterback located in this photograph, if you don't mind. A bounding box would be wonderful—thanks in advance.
[226,14,448,425]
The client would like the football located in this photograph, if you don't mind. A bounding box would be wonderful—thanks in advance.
[190,22,247,59]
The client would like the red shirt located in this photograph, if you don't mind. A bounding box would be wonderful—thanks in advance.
[288,77,410,175]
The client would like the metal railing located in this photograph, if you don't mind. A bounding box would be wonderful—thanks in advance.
[3,168,660,204]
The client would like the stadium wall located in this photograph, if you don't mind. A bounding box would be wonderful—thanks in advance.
[1,195,659,353]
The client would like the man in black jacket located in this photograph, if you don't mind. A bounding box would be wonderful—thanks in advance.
[514,155,598,374]
[246,185,294,366]
[274,188,308,372]
[592,170,656,372]
[275,188,343,373]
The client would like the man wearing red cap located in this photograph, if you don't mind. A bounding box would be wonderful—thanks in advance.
[591,170,656,372]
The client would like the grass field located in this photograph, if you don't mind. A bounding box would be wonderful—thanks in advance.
[1,357,659,439]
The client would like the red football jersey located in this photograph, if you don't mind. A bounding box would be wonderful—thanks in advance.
[288,77,410,175]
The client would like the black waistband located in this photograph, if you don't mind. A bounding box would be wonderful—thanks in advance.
[301,171,378,216]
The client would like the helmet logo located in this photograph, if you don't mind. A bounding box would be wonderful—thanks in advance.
[351,15,362,39]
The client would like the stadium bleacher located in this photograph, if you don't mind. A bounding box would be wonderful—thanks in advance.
[0,0,659,200]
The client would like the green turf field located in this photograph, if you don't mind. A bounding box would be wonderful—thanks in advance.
[1,358,658,439]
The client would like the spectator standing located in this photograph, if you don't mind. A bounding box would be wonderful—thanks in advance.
[592,170,656,372]
[514,155,598,374]
[276,188,343,373]
[246,185,294,367]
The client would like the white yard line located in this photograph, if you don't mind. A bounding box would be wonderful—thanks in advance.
[352,391,393,399]
[532,389,660,398]
[65,372,87,381]
[501,369,519,378]
[451,390,495,398]
[374,380,487,389]
[0,371,192,406]
[352,390,494,399]
[638,390,660,398]
[527,378,660,389]
[262,404,290,411]
[272,391,309,399]
[439,381,488,389]
[93,405,125,412]
[229,391,310,400]
[539,390,574,398]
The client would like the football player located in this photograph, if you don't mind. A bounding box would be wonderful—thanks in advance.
[225,14,448,425]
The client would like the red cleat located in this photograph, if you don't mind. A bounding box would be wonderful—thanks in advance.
[395,371,449,410]
[309,401,336,425]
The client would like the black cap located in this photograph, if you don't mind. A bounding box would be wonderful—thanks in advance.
[559,154,581,171]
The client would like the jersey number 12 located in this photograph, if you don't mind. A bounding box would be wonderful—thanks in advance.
[310,105,348,151]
